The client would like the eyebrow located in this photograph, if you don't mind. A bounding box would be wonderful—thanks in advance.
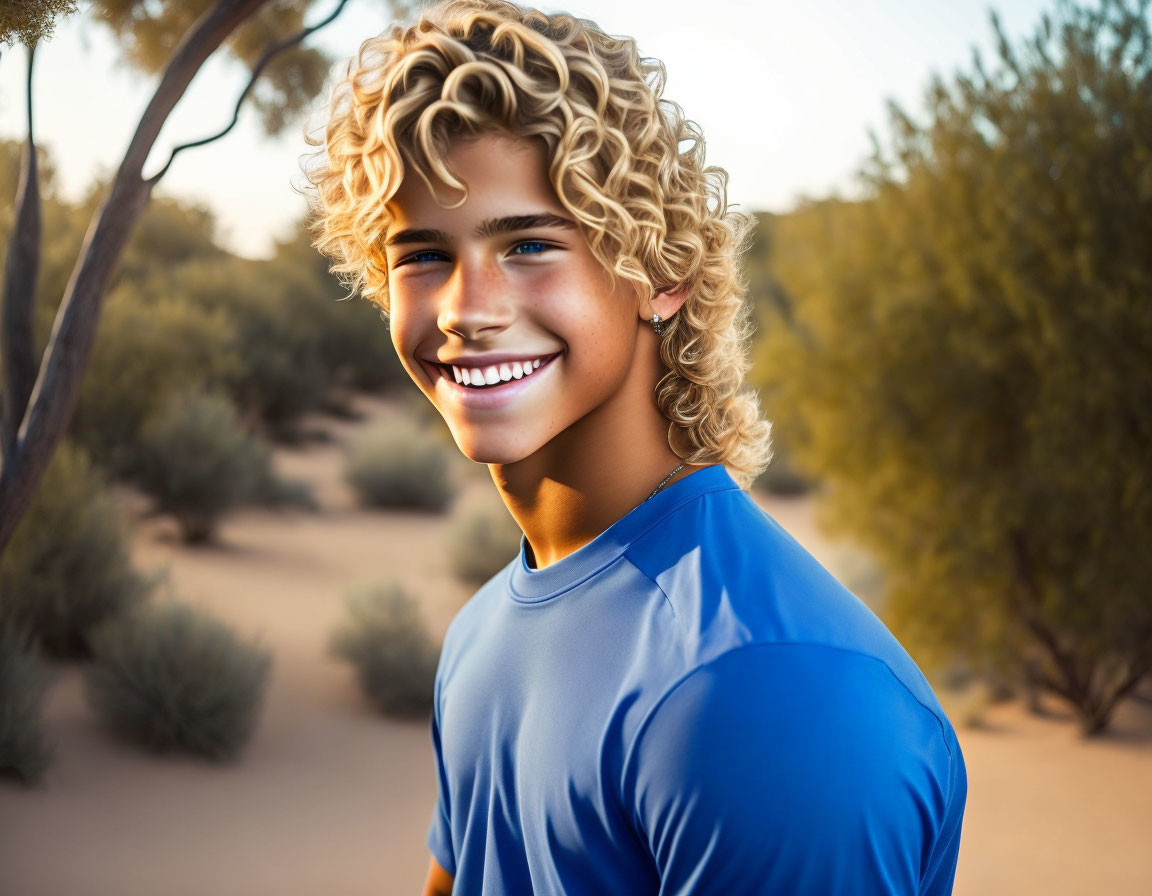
[385,213,578,247]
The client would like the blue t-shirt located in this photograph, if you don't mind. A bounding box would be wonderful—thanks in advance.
[427,464,966,894]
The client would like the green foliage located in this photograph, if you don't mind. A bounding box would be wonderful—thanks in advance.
[134,390,273,544]
[269,225,408,393]
[0,441,157,660]
[3,145,404,465]
[447,488,523,586]
[344,417,456,512]
[0,0,77,47]
[0,626,55,786]
[84,600,271,762]
[328,583,438,718]
[87,0,334,136]
[115,197,227,285]
[73,282,242,477]
[753,0,1152,734]
[216,267,329,436]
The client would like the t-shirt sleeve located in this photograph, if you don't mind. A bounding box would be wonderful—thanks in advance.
[425,670,456,877]
[624,644,967,895]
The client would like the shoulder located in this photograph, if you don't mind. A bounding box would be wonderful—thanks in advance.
[623,643,966,892]
[626,483,950,715]
[625,642,961,797]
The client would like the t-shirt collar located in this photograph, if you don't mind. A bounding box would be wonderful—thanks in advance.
[507,464,739,602]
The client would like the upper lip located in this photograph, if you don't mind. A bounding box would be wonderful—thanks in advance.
[425,351,561,368]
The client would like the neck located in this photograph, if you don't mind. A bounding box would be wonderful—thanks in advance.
[489,364,702,569]
[491,446,695,571]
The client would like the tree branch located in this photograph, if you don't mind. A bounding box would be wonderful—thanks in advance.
[1,42,42,464]
[0,0,272,553]
[146,0,353,185]
[1007,529,1087,701]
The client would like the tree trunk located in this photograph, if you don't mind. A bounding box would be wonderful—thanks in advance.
[0,0,271,556]
[1,43,41,465]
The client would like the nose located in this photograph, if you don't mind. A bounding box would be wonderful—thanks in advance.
[437,254,514,340]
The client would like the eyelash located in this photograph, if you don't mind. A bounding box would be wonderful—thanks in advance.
[395,240,557,268]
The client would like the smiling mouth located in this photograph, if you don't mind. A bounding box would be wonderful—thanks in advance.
[436,353,561,389]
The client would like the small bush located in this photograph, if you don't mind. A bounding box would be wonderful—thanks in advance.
[134,390,273,543]
[329,583,438,718]
[248,471,319,512]
[0,441,156,659]
[343,418,455,512]
[84,601,271,763]
[220,286,328,438]
[447,489,523,586]
[0,626,56,786]
[71,283,241,478]
[266,229,409,393]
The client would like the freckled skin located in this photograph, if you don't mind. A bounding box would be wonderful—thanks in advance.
[386,135,646,468]
[385,135,698,571]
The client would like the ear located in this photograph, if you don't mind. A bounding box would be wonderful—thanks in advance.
[640,283,691,323]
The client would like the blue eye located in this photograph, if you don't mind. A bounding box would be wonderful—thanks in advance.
[402,250,446,265]
[511,241,550,256]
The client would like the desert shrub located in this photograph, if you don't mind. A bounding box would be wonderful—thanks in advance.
[447,488,523,586]
[219,283,328,438]
[84,601,272,763]
[70,282,242,478]
[344,417,455,512]
[0,441,156,659]
[328,583,438,718]
[247,470,320,512]
[0,626,56,786]
[134,390,273,543]
[128,256,327,439]
[267,227,409,393]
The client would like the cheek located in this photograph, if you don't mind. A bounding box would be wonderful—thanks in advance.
[387,302,427,384]
[559,292,640,378]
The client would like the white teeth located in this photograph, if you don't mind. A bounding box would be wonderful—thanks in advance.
[447,355,552,388]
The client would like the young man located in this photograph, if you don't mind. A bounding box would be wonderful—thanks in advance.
[306,1,967,893]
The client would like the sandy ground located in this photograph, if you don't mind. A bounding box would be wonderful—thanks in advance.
[1,391,1149,895]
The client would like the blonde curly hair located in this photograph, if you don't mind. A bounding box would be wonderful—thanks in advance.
[303,0,772,486]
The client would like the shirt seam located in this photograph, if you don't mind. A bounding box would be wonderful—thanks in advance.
[619,641,958,819]
[621,554,677,619]
[507,481,740,602]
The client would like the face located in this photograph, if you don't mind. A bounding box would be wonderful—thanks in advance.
[384,133,649,466]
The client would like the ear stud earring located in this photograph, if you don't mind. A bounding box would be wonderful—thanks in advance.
[650,314,671,336]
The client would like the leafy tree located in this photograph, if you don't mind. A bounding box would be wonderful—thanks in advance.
[753,0,1152,734]
[0,0,394,558]
[0,1,78,50]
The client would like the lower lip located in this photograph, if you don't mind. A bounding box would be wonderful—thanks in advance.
[433,354,561,409]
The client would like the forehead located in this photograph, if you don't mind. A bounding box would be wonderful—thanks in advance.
[386,133,561,225]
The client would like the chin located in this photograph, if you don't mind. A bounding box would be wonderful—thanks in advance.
[447,426,548,467]
[449,430,529,466]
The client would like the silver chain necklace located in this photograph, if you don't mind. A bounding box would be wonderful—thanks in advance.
[647,463,685,501]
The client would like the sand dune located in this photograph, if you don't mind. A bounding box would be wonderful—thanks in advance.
[1,391,1148,895]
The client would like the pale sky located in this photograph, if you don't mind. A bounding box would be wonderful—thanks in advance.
[1,0,1055,259]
